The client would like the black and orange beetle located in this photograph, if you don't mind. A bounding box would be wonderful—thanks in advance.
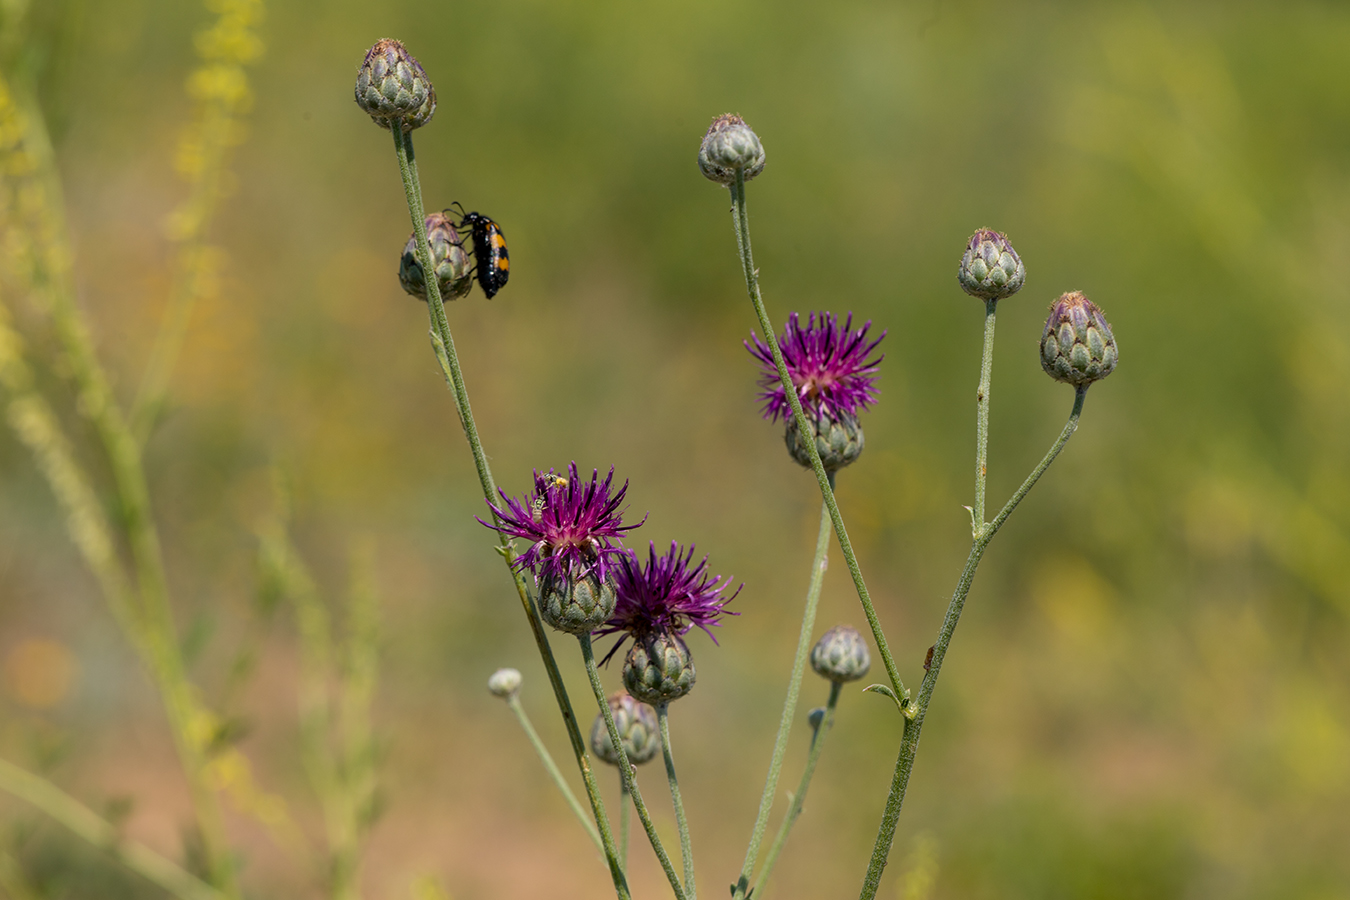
[450,203,510,299]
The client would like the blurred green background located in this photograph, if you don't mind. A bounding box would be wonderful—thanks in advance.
[2,0,1349,897]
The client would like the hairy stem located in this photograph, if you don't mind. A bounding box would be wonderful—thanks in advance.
[727,171,905,706]
[657,703,695,899]
[973,299,998,530]
[506,694,605,854]
[579,635,688,900]
[856,388,1087,900]
[754,680,842,898]
[619,775,632,871]
[388,125,630,898]
[733,497,831,899]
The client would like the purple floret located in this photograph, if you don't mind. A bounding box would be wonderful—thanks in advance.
[746,312,885,422]
[598,541,740,661]
[481,463,642,585]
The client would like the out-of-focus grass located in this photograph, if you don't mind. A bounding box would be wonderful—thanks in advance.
[1,1,1348,898]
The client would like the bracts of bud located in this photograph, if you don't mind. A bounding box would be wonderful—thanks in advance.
[786,406,865,472]
[1040,291,1118,387]
[354,39,436,131]
[810,625,872,683]
[958,229,1025,300]
[623,630,696,705]
[399,212,473,301]
[590,693,661,766]
[539,572,618,636]
[699,114,766,185]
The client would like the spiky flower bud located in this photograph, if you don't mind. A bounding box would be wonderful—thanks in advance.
[1040,291,1118,386]
[487,668,522,698]
[399,212,472,302]
[958,229,1025,300]
[590,693,660,766]
[699,114,765,186]
[539,572,617,636]
[354,39,436,131]
[786,407,865,472]
[623,630,696,706]
[810,625,871,683]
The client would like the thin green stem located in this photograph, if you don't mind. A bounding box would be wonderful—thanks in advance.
[856,388,1088,900]
[754,681,842,899]
[973,299,998,529]
[506,694,605,854]
[727,171,905,704]
[657,704,695,900]
[0,757,227,900]
[388,125,630,898]
[619,775,632,871]
[579,635,688,900]
[733,498,831,900]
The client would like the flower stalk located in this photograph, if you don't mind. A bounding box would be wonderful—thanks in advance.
[657,703,696,899]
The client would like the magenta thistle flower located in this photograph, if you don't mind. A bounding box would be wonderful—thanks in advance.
[599,541,740,661]
[481,463,641,585]
[746,312,885,423]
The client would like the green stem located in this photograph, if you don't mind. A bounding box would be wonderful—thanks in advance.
[619,775,632,871]
[733,498,831,899]
[727,171,905,705]
[388,125,630,899]
[0,757,227,900]
[856,387,1087,900]
[657,704,695,900]
[973,299,997,530]
[579,635,688,900]
[506,694,605,854]
[754,681,842,899]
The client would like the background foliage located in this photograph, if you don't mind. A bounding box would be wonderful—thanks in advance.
[1,0,1348,898]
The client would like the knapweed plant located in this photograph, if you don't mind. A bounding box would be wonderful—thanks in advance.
[362,41,1118,900]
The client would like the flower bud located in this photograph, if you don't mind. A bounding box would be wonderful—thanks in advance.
[623,630,696,706]
[590,693,660,766]
[399,212,472,302]
[354,39,436,131]
[807,707,826,729]
[1039,291,1118,386]
[539,572,617,636]
[786,407,864,472]
[957,229,1025,300]
[698,114,765,185]
[487,667,522,698]
[810,625,871,683]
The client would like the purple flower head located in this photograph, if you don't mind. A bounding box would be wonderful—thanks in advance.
[598,541,741,662]
[481,463,643,585]
[746,312,885,422]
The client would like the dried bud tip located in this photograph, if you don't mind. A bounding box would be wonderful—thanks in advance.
[487,668,522,698]
[810,625,871,683]
[699,114,766,186]
[354,39,436,131]
[1039,291,1118,387]
[958,228,1025,300]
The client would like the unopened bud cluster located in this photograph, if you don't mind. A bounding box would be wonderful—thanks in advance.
[699,114,765,186]
[958,229,1025,300]
[1040,291,1118,386]
[399,212,472,302]
[354,39,436,131]
[590,693,660,766]
[810,625,871,683]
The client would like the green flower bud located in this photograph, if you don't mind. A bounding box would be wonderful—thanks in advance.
[487,667,522,698]
[958,229,1025,300]
[786,407,864,472]
[539,572,617,636]
[399,212,472,302]
[590,692,660,766]
[699,114,765,185]
[810,625,871,683]
[354,39,436,131]
[807,707,826,729]
[1040,291,1118,387]
[623,630,696,706]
